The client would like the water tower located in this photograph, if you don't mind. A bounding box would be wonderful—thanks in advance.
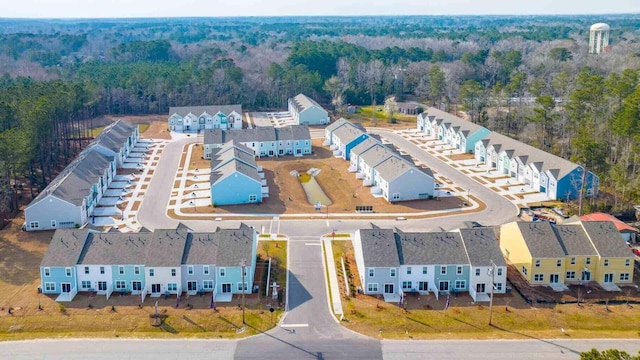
[589,23,610,54]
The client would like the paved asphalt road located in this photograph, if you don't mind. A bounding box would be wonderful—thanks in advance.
[235,237,382,359]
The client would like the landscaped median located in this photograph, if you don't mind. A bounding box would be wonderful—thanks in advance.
[329,240,640,340]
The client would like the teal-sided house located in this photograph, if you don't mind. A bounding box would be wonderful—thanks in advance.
[425,232,471,295]
[548,165,599,201]
[40,229,92,301]
[457,124,490,154]
[212,224,259,299]
[210,159,263,206]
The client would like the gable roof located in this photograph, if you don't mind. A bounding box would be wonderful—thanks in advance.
[516,222,566,258]
[41,229,92,267]
[333,124,367,144]
[360,144,396,167]
[358,229,400,267]
[579,212,639,233]
[580,221,633,257]
[214,228,257,267]
[350,137,381,157]
[553,224,598,256]
[325,118,350,133]
[289,93,326,113]
[210,159,261,185]
[211,143,257,171]
[78,232,151,265]
[204,127,277,145]
[146,226,191,267]
[93,120,136,153]
[396,231,469,265]
[459,228,507,267]
[374,155,431,183]
[169,105,242,118]
[275,124,311,141]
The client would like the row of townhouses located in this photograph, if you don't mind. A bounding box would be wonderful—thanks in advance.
[40,224,258,302]
[354,227,507,302]
[24,120,139,231]
[204,125,312,159]
[417,107,599,200]
[325,119,435,203]
[168,105,243,132]
[209,141,268,206]
[287,93,330,125]
[500,220,635,290]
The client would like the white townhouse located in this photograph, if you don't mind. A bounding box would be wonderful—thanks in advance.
[288,93,329,125]
[91,120,140,168]
[357,144,396,186]
[168,105,243,132]
[349,137,381,173]
[143,226,190,298]
[372,156,435,202]
[458,228,507,302]
[204,126,311,159]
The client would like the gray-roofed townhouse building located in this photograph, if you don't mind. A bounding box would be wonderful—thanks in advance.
[348,137,381,173]
[324,118,350,145]
[553,224,599,284]
[168,105,243,132]
[210,158,263,206]
[275,124,312,156]
[203,125,311,159]
[357,144,396,186]
[40,229,92,301]
[288,93,329,125]
[353,228,400,297]
[330,123,369,160]
[372,156,434,202]
[578,221,635,287]
[458,228,507,302]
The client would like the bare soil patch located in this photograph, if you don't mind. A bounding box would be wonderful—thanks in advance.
[447,153,475,161]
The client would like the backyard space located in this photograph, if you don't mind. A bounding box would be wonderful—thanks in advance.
[330,239,640,340]
[0,213,286,340]
[173,139,468,217]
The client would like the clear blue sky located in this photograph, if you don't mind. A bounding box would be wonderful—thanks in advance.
[2,0,639,18]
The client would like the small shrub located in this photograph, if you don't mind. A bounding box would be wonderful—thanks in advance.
[58,303,66,314]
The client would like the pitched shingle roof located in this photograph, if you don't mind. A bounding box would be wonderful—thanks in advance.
[579,212,639,233]
[93,120,136,153]
[78,232,151,265]
[332,124,367,144]
[289,93,326,113]
[211,144,257,171]
[374,155,432,183]
[396,231,469,265]
[553,225,598,256]
[350,137,381,157]
[360,144,396,167]
[210,159,261,185]
[215,228,257,267]
[325,118,350,133]
[580,221,633,257]
[275,124,311,141]
[204,127,278,145]
[41,229,92,267]
[146,225,191,267]
[459,228,506,267]
[516,222,566,258]
[169,105,242,118]
[358,229,399,267]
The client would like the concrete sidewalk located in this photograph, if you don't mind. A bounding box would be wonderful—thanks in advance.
[322,237,343,319]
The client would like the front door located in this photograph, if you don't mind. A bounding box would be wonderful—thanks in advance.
[439,281,449,292]
[604,273,614,283]
[581,271,591,281]
[188,281,197,292]
[384,284,394,294]
[550,274,560,283]
[151,284,161,293]
[61,283,71,293]
[222,283,232,293]
[98,281,107,291]
[476,283,486,293]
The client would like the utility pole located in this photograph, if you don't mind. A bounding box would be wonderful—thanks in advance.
[241,260,246,325]
[488,259,496,326]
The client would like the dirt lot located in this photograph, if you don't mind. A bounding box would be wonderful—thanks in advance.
[331,240,640,340]
[93,115,171,140]
[180,139,468,216]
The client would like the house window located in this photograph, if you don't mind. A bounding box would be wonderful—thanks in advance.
[556,260,562,267]
[535,260,541,267]
[625,259,631,267]
[81,281,91,289]
[249,194,258,202]
[494,283,503,291]
[402,281,412,290]
[119,266,125,275]
[439,281,449,291]
[368,268,375,277]
[44,268,51,277]
[149,269,155,277]
[407,267,412,275]
[188,266,194,275]
[534,274,544,282]
[51,220,56,228]
[167,283,177,292]
[418,282,428,291]
[84,266,90,275]
[203,266,210,275]
[368,283,379,292]
[521,266,528,276]
[570,257,576,265]
[390,268,396,277]
[237,282,248,292]
[497,268,503,276]
[422,267,427,274]
[440,266,447,275]
[30,221,39,229]
[566,271,576,280]
[392,193,400,201]
[171,269,176,277]
[456,266,463,275]
[604,259,609,267]
[203,280,214,290]
[100,267,105,274]
[454,280,466,289]
[134,266,140,275]
[220,268,226,277]
[586,257,591,265]
[132,282,142,291]
[475,268,481,276]
[65,268,72,277]
[44,282,56,292]
[115,281,126,290]
[619,273,630,281]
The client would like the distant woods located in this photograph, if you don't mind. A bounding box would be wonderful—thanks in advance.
[1,15,640,219]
